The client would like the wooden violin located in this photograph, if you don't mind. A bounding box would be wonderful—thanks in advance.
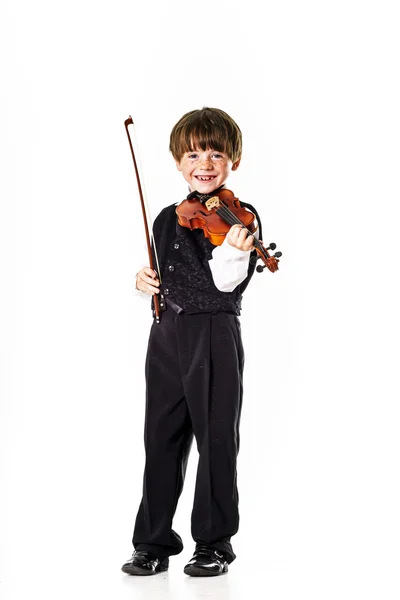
[176,188,282,273]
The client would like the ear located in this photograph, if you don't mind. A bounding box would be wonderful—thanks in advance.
[175,159,183,172]
[231,157,241,171]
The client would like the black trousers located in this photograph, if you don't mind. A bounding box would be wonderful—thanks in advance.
[132,306,244,564]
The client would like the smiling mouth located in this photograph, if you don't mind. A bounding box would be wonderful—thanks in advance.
[195,175,216,182]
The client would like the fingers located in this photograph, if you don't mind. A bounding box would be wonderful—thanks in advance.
[136,267,160,295]
[227,224,254,251]
[242,234,254,251]
[226,224,243,246]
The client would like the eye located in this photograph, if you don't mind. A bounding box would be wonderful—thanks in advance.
[187,153,198,159]
[212,153,224,159]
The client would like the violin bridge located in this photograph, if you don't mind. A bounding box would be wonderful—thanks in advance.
[205,196,220,211]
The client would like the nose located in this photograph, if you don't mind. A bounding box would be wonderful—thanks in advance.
[199,156,213,170]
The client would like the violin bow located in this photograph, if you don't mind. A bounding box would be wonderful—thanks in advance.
[124,116,164,323]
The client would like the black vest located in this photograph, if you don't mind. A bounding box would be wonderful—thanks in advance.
[152,201,263,315]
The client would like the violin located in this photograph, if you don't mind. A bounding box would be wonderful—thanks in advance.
[176,188,282,273]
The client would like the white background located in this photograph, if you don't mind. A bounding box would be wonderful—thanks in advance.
[1,1,400,599]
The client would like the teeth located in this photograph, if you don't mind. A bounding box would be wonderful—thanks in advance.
[197,176,215,181]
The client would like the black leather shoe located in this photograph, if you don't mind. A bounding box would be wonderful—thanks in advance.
[121,550,169,576]
[183,546,228,577]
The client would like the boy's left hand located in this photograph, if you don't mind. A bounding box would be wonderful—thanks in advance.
[226,224,254,252]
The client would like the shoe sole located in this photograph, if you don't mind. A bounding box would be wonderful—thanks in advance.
[183,565,228,577]
[121,564,168,576]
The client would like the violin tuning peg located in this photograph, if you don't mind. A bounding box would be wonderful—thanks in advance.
[256,265,266,273]
[274,251,282,258]
[267,242,277,251]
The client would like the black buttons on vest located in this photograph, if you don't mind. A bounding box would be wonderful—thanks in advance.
[174,243,180,250]
[168,265,175,272]
[164,288,170,296]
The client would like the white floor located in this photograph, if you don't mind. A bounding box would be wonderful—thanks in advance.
[0,546,360,600]
[2,543,398,600]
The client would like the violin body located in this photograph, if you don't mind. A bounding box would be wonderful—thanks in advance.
[176,189,258,246]
[176,188,281,273]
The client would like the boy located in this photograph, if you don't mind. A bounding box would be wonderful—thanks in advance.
[122,107,263,577]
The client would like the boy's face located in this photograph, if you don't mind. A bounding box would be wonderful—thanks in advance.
[175,147,240,194]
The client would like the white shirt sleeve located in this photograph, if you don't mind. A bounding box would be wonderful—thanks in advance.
[208,230,259,293]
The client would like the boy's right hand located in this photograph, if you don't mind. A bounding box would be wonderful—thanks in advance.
[136,267,160,295]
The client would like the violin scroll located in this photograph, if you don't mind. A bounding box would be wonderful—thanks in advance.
[254,242,282,274]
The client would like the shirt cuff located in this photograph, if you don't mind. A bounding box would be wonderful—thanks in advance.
[208,238,251,292]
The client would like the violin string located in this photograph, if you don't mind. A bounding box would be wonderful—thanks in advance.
[216,206,242,226]
[131,122,163,283]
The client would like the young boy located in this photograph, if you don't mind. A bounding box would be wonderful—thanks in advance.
[121,107,263,577]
